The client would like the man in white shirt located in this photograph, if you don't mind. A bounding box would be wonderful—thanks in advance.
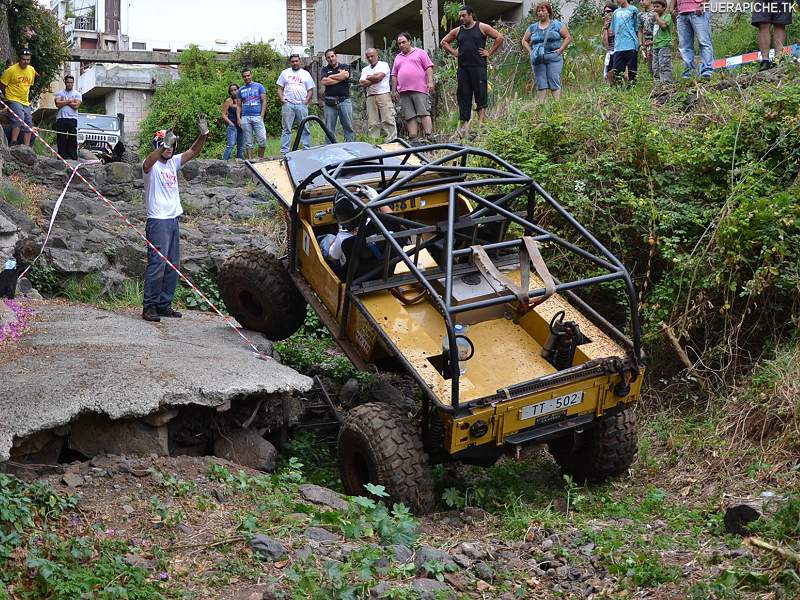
[141,117,209,322]
[358,48,397,141]
[276,54,316,155]
[54,75,82,160]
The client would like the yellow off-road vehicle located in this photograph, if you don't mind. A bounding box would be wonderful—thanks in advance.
[219,117,645,513]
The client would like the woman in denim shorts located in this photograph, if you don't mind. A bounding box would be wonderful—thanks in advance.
[521,1,573,100]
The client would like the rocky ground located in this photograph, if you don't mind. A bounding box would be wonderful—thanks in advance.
[1,420,797,600]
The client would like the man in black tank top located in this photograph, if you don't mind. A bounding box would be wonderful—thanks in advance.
[441,5,504,136]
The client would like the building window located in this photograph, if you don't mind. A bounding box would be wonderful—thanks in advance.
[287,0,315,45]
[132,42,146,50]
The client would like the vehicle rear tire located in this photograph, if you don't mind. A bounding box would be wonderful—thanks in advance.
[337,403,435,515]
[218,249,306,340]
[547,407,637,484]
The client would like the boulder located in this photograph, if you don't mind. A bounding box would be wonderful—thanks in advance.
[415,547,460,578]
[104,162,133,184]
[45,248,108,274]
[111,244,147,276]
[9,144,37,167]
[249,534,288,561]
[204,160,230,178]
[213,430,277,472]
[34,158,69,182]
[409,578,455,599]
[299,483,349,511]
[68,414,169,457]
[180,161,200,181]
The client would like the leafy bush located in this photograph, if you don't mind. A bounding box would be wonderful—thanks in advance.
[483,68,800,384]
[3,0,71,103]
[137,43,288,158]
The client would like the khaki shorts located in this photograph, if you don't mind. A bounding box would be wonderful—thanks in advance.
[399,92,431,120]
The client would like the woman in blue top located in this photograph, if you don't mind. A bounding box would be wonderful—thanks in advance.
[521,1,572,100]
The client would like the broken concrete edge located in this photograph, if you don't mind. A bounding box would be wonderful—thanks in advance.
[1,380,313,463]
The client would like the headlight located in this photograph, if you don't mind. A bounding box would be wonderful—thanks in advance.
[77,133,85,143]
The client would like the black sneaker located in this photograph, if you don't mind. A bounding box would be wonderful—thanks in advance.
[758,60,774,72]
[142,306,161,322]
[157,307,182,318]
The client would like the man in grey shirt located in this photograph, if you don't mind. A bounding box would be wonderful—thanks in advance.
[54,75,81,160]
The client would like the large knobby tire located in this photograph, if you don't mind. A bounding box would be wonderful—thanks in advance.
[548,407,637,484]
[337,403,435,515]
[218,249,306,340]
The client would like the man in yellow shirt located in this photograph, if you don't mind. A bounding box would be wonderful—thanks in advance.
[0,49,38,146]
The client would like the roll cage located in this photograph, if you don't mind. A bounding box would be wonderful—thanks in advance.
[253,116,644,410]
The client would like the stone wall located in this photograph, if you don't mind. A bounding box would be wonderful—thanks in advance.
[0,144,281,292]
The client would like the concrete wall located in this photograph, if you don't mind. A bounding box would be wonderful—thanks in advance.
[105,89,154,140]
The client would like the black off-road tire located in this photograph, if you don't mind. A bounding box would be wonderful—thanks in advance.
[218,249,306,340]
[337,403,435,515]
[548,407,637,484]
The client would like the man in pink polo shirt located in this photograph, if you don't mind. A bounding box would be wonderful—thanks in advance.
[671,0,714,79]
[390,32,435,142]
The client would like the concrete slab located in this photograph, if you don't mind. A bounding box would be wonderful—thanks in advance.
[0,301,313,461]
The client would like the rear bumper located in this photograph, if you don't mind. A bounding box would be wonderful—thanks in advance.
[443,367,643,455]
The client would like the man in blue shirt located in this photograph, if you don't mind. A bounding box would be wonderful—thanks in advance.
[236,68,267,159]
[610,0,640,85]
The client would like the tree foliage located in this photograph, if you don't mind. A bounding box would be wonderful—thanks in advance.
[138,43,289,157]
[2,0,71,103]
[484,70,800,383]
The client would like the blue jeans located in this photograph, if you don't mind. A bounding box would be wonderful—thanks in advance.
[677,12,714,78]
[531,52,564,90]
[240,115,267,149]
[143,217,180,310]
[281,103,311,154]
[223,124,244,159]
[323,98,354,143]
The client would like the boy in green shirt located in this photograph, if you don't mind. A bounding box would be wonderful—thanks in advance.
[652,0,673,84]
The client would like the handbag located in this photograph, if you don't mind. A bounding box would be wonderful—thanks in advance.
[531,25,552,64]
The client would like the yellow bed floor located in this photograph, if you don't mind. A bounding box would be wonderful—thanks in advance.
[362,292,557,403]
[361,262,628,405]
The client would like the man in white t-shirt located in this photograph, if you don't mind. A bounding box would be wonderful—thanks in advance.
[358,48,397,141]
[54,75,82,160]
[276,54,316,155]
[141,117,209,322]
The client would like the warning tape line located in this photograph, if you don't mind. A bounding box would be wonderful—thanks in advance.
[0,97,270,360]
[18,159,102,279]
[713,44,800,70]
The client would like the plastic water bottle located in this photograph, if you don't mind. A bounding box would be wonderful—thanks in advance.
[442,324,474,376]
[3,258,16,271]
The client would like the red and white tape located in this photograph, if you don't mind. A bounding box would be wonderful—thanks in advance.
[1,97,270,360]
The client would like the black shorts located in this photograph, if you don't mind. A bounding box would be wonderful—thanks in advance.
[752,1,793,26]
[456,66,488,122]
[611,49,639,82]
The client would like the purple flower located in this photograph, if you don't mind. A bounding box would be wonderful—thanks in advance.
[158,572,169,580]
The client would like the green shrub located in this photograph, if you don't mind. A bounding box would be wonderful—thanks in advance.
[137,43,287,158]
[483,69,800,382]
[3,0,71,104]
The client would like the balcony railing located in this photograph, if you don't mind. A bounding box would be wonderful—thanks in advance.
[74,15,96,31]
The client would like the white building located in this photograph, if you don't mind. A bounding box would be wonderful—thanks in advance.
[45,0,316,140]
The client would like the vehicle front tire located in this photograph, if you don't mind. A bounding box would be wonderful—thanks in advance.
[218,249,306,340]
[337,403,435,515]
[547,407,637,484]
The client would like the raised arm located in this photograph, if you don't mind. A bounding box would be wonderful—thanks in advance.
[180,132,209,164]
